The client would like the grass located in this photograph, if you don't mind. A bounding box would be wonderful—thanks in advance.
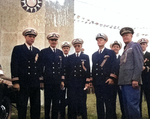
[11,93,149,119]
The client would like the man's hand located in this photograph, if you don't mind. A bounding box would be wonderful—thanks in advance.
[143,66,146,71]
[110,73,117,79]
[132,80,139,89]
[84,83,89,90]
[13,84,20,91]
[60,81,65,90]
[105,78,114,85]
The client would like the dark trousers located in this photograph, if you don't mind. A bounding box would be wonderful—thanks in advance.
[44,84,60,119]
[0,85,3,105]
[140,84,150,118]
[16,87,40,119]
[68,86,87,119]
[94,84,117,119]
[59,88,67,119]
[121,85,140,119]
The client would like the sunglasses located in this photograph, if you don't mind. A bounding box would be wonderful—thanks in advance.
[50,39,58,41]
[74,45,81,47]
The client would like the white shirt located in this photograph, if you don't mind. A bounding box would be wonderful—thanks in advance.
[75,51,81,57]
[50,46,56,52]
[143,50,146,55]
[116,54,119,59]
[25,43,32,51]
[63,54,68,57]
[98,47,105,53]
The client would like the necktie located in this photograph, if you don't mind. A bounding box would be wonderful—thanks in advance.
[29,46,32,51]
[53,49,56,53]
[99,50,102,54]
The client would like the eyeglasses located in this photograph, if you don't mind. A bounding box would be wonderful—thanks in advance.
[50,39,58,41]
[74,45,81,47]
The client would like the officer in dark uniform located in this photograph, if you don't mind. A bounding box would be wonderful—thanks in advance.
[110,41,125,119]
[38,32,64,119]
[66,38,90,119]
[92,33,117,119]
[11,28,40,119]
[59,41,71,119]
[138,38,150,118]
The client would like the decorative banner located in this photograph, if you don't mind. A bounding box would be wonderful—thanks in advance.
[21,0,42,13]
[74,14,149,36]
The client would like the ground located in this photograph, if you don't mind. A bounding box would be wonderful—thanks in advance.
[11,94,149,119]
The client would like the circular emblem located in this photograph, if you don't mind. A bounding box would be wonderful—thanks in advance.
[21,0,42,13]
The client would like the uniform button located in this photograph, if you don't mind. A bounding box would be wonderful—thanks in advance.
[58,72,60,74]
[35,66,37,68]
[64,69,65,71]
[52,62,54,64]
[64,73,66,75]
[53,67,54,69]
[74,75,76,76]
[28,66,30,68]
[35,73,36,75]
[80,75,81,76]
[79,65,81,67]
[74,66,76,68]
[53,72,55,74]
[28,72,30,75]
[74,70,76,72]
[101,73,103,75]
[101,68,103,70]
[96,73,98,75]
[96,68,98,70]
[28,61,30,63]
[80,70,81,72]
[96,63,98,65]
[58,63,59,64]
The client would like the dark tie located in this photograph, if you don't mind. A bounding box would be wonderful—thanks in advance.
[124,45,127,50]
[99,50,102,54]
[53,49,56,53]
[29,46,32,51]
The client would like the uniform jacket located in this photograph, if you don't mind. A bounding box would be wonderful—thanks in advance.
[11,44,40,88]
[142,51,150,83]
[116,55,121,77]
[66,53,90,88]
[38,47,63,86]
[62,55,69,87]
[92,48,117,86]
[118,41,143,85]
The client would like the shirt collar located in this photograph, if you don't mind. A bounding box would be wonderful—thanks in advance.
[50,46,56,52]
[116,54,119,59]
[63,54,68,57]
[143,50,147,54]
[98,47,105,53]
[25,43,32,50]
[75,51,81,57]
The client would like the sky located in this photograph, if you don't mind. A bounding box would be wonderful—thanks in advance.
[74,0,150,57]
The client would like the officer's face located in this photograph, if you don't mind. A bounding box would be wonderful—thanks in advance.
[25,35,35,46]
[111,45,121,54]
[74,44,82,53]
[48,39,58,48]
[97,38,107,47]
[62,47,70,55]
[122,33,132,44]
[140,43,148,51]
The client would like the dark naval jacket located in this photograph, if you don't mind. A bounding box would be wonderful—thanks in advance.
[142,51,150,83]
[92,48,117,86]
[38,47,64,86]
[118,41,143,85]
[11,44,40,88]
[66,52,90,88]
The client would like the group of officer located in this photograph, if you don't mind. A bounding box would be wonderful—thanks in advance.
[0,26,150,119]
